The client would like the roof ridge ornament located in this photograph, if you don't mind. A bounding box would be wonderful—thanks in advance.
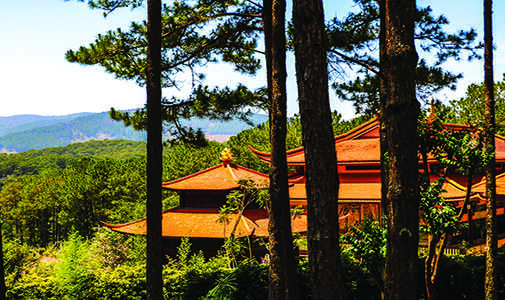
[427,99,438,123]
[221,148,233,162]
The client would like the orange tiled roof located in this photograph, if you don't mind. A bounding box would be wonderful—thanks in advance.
[472,171,505,196]
[289,183,381,201]
[102,208,307,238]
[162,163,269,191]
[255,139,382,166]
[442,179,477,200]
[249,117,381,165]
[249,117,505,165]
[289,179,470,202]
[335,139,380,163]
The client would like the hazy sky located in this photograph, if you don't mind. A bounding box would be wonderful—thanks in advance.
[1,0,503,118]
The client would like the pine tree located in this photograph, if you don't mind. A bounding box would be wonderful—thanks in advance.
[292,0,346,299]
[263,0,300,297]
[379,1,420,299]
[67,0,266,144]
[145,0,163,298]
[484,0,497,299]
[329,0,480,116]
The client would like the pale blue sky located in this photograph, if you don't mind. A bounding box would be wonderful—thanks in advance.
[0,0,503,118]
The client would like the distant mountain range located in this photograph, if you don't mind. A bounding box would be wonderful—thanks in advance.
[0,111,267,153]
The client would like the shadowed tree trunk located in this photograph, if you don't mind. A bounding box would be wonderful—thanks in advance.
[379,0,388,223]
[264,0,300,299]
[146,0,163,299]
[484,0,497,299]
[292,0,346,299]
[379,1,420,299]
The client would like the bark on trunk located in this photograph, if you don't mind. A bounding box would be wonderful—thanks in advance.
[425,234,439,300]
[146,0,163,299]
[292,0,346,299]
[380,1,420,299]
[264,0,300,299]
[379,0,389,221]
[484,0,497,299]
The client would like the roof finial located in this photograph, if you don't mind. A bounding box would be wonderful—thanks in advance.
[427,99,437,123]
[221,148,233,162]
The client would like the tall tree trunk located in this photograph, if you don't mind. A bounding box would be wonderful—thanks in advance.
[484,0,497,299]
[146,0,163,299]
[264,0,300,299]
[379,0,389,221]
[292,1,346,299]
[380,1,420,299]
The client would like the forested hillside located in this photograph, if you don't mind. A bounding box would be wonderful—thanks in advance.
[0,140,146,181]
[0,113,92,137]
[0,111,268,152]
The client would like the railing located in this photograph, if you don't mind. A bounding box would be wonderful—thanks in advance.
[418,246,461,257]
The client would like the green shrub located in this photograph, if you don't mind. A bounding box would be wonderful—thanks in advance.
[5,231,504,300]
[88,264,146,300]
[206,259,269,300]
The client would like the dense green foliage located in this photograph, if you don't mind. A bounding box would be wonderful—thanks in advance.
[4,231,504,299]
[442,77,505,135]
[0,158,147,244]
[5,229,147,300]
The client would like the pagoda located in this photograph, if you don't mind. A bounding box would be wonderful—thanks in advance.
[250,117,505,242]
[103,149,307,256]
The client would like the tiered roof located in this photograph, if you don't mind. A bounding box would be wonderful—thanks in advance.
[103,208,307,238]
[162,162,269,191]
[249,117,381,165]
[103,151,308,239]
[249,117,505,165]
[289,179,473,205]
[473,172,505,196]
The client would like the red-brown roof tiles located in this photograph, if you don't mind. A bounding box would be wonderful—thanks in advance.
[289,179,469,202]
[162,163,269,191]
[472,171,505,196]
[250,117,505,165]
[102,208,307,238]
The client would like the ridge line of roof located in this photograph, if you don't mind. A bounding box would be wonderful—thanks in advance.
[334,116,379,142]
[473,171,505,189]
[162,162,269,190]
[162,163,225,187]
[445,178,468,191]
[232,162,270,178]
[241,214,251,233]
[225,163,239,183]
[248,117,380,160]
